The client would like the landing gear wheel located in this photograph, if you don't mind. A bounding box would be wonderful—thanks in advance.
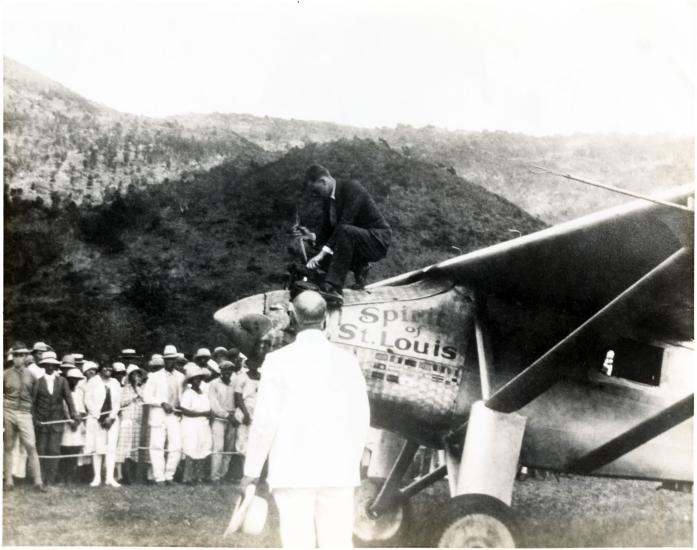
[426,493,520,548]
[353,478,412,547]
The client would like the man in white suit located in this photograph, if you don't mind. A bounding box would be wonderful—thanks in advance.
[240,290,370,548]
[143,351,185,484]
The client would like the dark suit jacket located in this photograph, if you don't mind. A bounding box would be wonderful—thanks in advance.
[318,180,391,251]
[32,375,76,432]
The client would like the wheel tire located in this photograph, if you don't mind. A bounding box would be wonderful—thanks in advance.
[424,493,520,548]
[353,477,412,547]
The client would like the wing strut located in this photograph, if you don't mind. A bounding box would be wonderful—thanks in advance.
[485,246,690,414]
[568,393,694,475]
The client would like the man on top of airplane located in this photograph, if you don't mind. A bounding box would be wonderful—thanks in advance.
[291,164,392,306]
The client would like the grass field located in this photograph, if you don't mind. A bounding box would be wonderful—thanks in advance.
[2,476,692,547]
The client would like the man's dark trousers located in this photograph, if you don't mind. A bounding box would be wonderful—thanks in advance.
[325,224,390,289]
[36,426,65,484]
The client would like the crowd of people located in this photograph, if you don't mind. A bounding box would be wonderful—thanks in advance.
[3,341,259,491]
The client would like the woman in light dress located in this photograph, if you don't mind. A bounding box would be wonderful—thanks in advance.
[84,362,122,487]
[179,363,213,484]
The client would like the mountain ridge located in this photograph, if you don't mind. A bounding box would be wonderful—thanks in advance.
[5,56,692,224]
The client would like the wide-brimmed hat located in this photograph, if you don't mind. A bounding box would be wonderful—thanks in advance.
[175,353,187,364]
[119,348,142,359]
[39,351,61,365]
[213,346,228,356]
[61,354,76,368]
[194,348,212,359]
[184,362,206,382]
[112,362,126,373]
[66,368,85,380]
[218,360,235,371]
[207,359,220,374]
[163,345,178,359]
[32,341,53,353]
[223,484,268,537]
[82,360,98,374]
[126,364,144,377]
[149,354,165,368]
[72,353,85,364]
[11,342,30,354]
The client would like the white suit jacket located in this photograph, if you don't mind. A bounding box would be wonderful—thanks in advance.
[243,329,370,489]
[142,368,184,426]
[83,376,122,420]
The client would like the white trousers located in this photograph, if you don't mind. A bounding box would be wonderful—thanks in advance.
[273,487,355,548]
[149,415,181,482]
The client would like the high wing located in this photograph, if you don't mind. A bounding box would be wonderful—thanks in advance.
[369,184,694,344]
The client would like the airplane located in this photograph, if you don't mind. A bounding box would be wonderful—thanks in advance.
[213,183,694,547]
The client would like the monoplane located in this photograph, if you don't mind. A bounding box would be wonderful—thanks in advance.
[214,184,694,547]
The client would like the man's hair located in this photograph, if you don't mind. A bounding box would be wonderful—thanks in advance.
[304,164,331,187]
[292,290,327,326]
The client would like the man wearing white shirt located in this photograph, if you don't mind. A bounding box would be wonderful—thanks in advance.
[240,291,370,548]
[143,352,185,484]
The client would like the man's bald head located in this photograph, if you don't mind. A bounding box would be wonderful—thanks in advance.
[292,291,327,329]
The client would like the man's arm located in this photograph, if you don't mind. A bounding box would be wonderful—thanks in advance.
[61,378,77,420]
[208,382,229,419]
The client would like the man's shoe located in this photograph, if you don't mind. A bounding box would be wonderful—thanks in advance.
[351,263,371,290]
[318,283,344,306]
[34,484,48,493]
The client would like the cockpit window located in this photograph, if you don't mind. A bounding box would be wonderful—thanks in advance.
[602,338,662,386]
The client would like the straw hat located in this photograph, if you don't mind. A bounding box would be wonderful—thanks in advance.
[223,484,268,537]
[148,355,164,369]
[38,351,61,365]
[126,364,143,377]
[11,342,30,354]
[66,368,85,379]
[61,354,76,368]
[207,358,220,374]
[112,362,127,372]
[82,361,98,374]
[184,362,206,382]
[194,348,211,359]
[163,345,178,359]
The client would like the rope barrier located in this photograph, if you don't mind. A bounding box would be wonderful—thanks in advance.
[38,447,244,459]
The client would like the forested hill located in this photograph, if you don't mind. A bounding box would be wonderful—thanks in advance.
[3,57,275,206]
[4,138,545,360]
[172,113,694,224]
[6,57,692,223]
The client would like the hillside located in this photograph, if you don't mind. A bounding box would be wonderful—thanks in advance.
[6,58,692,223]
[4,139,546,359]
[3,57,276,205]
[172,113,694,224]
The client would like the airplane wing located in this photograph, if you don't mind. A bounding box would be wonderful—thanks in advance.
[370,185,694,344]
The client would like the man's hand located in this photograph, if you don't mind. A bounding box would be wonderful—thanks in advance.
[289,224,315,242]
[243,413,251,426]
[161,402,173,414]
[237,475,258,494]
[307,250,328,269]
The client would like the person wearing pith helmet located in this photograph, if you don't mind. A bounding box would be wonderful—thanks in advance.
[34,351,78,485]
[3,342,47,492]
